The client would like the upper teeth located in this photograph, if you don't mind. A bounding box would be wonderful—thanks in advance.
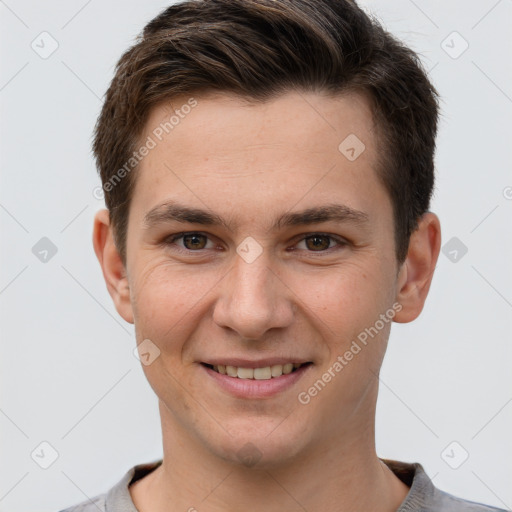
[213,363,302,380]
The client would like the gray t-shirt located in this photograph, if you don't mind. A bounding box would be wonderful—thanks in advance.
[58,458,507,511]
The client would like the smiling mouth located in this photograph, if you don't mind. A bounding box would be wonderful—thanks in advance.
[201,362,312,380]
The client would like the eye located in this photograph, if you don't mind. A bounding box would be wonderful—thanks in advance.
[166,232,216,251]
[294,233,346,252]
[163,232,347,255]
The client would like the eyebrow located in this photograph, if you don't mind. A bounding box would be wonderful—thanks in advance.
[143,200,369,232]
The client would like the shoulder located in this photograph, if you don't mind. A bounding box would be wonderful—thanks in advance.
[381,459,507,512]
[55,459,162,512]
[430,488,508,512]
[57,493,106,512]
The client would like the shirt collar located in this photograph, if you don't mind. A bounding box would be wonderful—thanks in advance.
[105,458,432,511]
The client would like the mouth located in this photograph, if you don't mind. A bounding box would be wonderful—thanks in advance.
[200,361,313,399]
[200,362,313,380]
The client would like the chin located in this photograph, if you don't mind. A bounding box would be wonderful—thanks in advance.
[208,420,308,470]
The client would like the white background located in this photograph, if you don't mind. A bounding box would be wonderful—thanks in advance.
[1,1,511,511]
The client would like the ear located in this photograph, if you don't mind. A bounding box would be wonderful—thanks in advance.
[393,212,441,323]
[92,209,134,324]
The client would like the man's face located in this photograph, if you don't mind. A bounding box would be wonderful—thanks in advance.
[122,90,402,466]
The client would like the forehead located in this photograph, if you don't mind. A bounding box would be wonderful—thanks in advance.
[143,89,377,159]
[129,89,390,231]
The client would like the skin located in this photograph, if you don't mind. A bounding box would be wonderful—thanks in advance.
[93,90,441,512]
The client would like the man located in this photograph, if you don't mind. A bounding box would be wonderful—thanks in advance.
[60,0,505,510]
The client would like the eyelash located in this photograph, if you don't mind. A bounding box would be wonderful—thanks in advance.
[163,232,348,255]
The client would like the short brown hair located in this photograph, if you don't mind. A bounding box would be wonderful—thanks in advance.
[93,0,439,265]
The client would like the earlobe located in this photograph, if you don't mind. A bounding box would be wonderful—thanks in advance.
[393,212,441,323]
[92,209,134,324]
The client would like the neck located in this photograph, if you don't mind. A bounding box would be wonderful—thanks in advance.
[130,394,410,512]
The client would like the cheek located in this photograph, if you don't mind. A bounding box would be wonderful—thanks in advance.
[130,258,223,348]
[299,262,389,336]
[130,262,212,404]
[296,262,396,386]
[296,265,394,416]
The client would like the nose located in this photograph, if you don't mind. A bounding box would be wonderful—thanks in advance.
[212,251,295,340]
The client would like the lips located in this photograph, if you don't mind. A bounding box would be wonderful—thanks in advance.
[202,362,312,380]
[201,360,313,398]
